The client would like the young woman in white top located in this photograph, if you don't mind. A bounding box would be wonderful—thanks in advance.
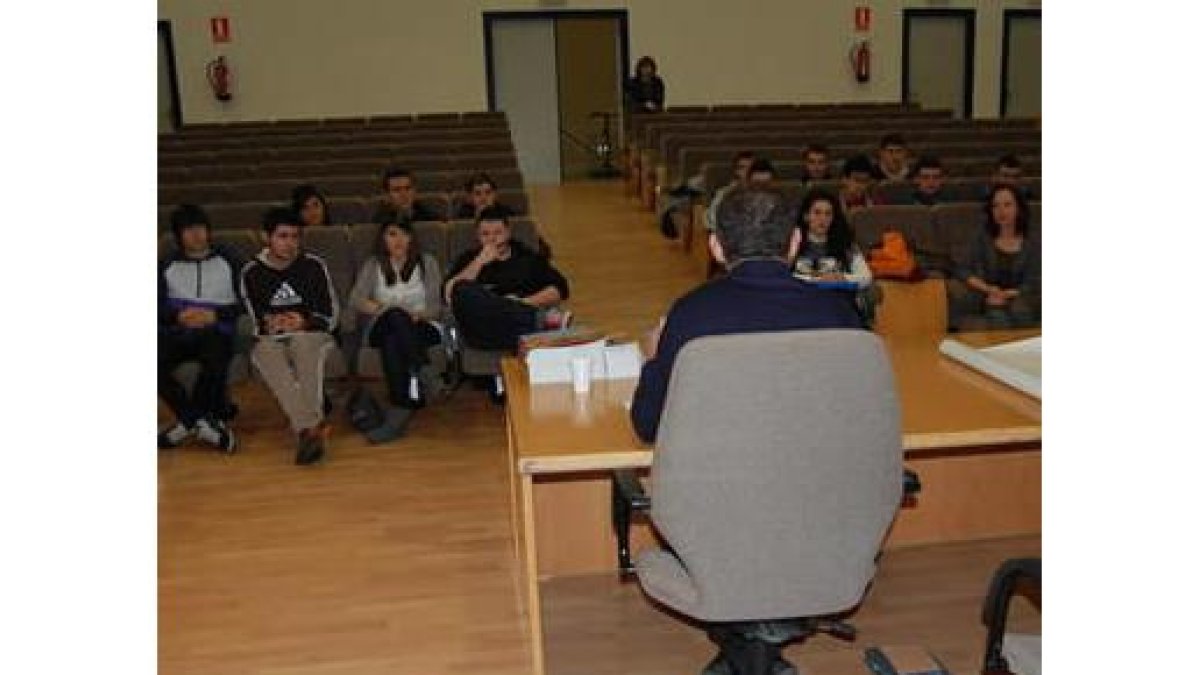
[347,221,444,408]
[793,189,872,289]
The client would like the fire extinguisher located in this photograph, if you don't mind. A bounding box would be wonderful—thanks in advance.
[206,55,233,102]
[850,39,871,83]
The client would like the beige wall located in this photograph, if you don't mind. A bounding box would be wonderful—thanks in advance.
[158,0,1039,124]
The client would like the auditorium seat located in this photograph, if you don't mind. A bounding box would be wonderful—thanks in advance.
[206,202,275,231]
[326,197,370,225]
[848,205,943,274]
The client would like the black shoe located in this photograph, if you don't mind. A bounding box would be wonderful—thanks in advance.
[295,428,326,466]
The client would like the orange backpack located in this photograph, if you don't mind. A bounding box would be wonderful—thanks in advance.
[867,230,921,280]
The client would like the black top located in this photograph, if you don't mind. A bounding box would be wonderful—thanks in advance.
[446,240,569,300]
[372,200,444,224]
[626,75,665,112]
[239,251,339,336]
[454,201,518,221]
[630,260,864,443]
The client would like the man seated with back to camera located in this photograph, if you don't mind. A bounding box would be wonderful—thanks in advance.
[444,207,571,396]
[630,187,866,443]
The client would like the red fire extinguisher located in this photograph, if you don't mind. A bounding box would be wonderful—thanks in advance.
[850,39,871,83]
[206,55,233,102]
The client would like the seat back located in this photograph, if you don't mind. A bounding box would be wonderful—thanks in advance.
[649,330,903,622]
[848,205,941,272]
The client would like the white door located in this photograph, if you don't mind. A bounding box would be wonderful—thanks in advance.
[905,13,972,118]
[491,19,561,185]
[1004,14,1042,118]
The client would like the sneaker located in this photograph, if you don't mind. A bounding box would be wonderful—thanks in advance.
[295,428,326,466]
[364,407,414,445]
[195,418,237,453]
[157,422,193,449]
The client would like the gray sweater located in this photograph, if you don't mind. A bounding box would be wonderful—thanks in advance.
[344,254,444,338]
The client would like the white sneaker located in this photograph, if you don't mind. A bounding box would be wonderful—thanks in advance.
[195,418,237,453]
[158,422,193,449]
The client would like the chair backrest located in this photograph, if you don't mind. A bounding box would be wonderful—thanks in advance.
[650,330,903,622]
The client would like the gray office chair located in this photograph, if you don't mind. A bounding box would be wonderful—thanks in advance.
[613,330,909,675]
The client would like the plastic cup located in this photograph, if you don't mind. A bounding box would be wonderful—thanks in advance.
[570,357,591,394]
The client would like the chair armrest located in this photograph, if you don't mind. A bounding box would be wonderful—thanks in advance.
[980,557,1041,674]
[611,469,651,576]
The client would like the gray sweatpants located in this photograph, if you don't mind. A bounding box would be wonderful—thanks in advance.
[251,332,334,433]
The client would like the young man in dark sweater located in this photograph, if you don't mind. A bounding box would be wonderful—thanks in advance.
[444,207,571,355]
[371,167,443,224]
[240,207,339,465]
[158,204,242,451]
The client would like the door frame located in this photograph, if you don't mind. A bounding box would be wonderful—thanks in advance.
[901,8,976,118]
[482,9,630,113]
[1000,9,1041,118]
[158,20,183,130]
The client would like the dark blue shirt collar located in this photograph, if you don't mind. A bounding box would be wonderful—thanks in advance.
[727,258,793,278]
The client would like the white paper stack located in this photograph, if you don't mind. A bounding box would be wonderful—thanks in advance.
[938,336,1041,399]
[525,340,644,384]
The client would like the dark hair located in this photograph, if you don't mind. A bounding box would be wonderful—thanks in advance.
[996,154,1023,170]
[911,155,944,174]
[261,206,300,233]
[983,184,1031,239]
[382,166,415,189]
[476,205,510,225]
[797,189,854,269]
[748,158,776,177]
[804,143,830,157]
[714,187,795,263]
[879,133,907,149]
[373,220,423,285]
[464,172,497,193]
[635,56,657,77]
[169,203,211,241]
[731,150,756,167]
[842,154,874,178]
[290,184,330,226]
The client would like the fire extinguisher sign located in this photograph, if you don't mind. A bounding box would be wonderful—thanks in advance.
[211,16,231,44]
[854,6,872,33]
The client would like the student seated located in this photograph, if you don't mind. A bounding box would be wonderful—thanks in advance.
[454,173,517,220]
[872,133,911,181]
[798,143,833,185]
[905,155,949,206]
[291,184,332,226]
[240,207,339,465]
[372,167,443,224]
[158,204,242,452]
[793,189,878,324]
[983,154,1034,201]
[955,185,1041,330]
[631,187,864,443]
[705,150,756,232]
[443,207,571,361]
[840,154,878,213]
[347,220,445,412]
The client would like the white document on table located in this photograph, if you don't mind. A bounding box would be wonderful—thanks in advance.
[525,340,644,384]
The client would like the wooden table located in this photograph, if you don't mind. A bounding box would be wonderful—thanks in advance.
[503,330,1040,675]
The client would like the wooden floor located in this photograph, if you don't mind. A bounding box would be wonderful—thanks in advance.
[159,181,1040,674]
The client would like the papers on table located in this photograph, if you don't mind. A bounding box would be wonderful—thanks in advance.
[525,339,644,385]
[938,336,1041,399]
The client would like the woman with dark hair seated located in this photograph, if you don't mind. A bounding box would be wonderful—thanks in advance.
[957,184,1040,329]
[347,220,445,417]
[291,184,332,227]
[626,55,665,113]
[793,189,877,323]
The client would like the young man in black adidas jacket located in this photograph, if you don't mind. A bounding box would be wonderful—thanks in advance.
[158,204,242,452]
[240,207,339,465]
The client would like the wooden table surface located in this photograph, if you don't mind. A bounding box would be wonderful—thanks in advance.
[504,329,1040,475]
